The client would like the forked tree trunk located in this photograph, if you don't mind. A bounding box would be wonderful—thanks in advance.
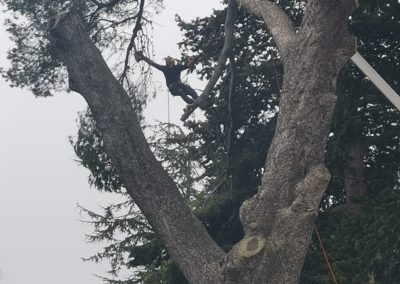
[221,1,358,282]
[48,0,358,283]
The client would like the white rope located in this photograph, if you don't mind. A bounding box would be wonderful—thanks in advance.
[167,90,170,124]
[351,52,400,111]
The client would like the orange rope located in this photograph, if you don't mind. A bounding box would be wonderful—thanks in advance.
[314,225,339,284]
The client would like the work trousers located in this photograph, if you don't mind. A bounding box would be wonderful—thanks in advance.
[168,82,198,104]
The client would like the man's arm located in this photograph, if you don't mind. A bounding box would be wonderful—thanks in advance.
[177,58,196,72]
[135,51,165,71]
[186,58,196,72]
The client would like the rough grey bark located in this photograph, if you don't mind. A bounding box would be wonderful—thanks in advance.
[49,12,225,284]
[238,0,295,58]
[223,0,358,282]
[48,0,358,282]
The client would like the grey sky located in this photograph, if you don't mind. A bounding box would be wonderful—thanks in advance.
[0,1,223,283]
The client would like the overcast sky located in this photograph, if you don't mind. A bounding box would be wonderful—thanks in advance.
[0,1,223,283]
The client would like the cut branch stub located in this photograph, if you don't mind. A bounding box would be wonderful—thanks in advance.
[237,236,266,257]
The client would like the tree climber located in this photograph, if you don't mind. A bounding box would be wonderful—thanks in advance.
[134,51,198,104]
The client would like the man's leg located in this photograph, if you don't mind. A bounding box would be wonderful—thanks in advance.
[180,94,195,104]
[169,83,198,104]
[181,84,198,101]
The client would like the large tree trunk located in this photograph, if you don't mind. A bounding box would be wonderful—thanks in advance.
[48,0,358,282]
[49,13,225,284]
[223,0,358,282]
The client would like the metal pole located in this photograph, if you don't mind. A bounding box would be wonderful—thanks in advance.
[351,52,400,111]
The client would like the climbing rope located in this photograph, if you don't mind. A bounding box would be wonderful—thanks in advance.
[314,225,339,284]
[167,88,170,124]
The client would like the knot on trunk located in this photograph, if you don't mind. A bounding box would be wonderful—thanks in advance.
[223,235,268,281]
[237,236,266,257]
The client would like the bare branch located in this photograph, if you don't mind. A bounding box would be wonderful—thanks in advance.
[119,0,145,83]
[180,0,238,122]
[237,0,296,58]
[90,0,124,9]
[96,15,140,26]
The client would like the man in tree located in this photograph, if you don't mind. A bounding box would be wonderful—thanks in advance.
[2,0,360,282]
[135,51,198,104]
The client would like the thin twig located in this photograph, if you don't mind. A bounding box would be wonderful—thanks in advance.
[90,0,123,9]
[226,53,236,178]
[272,57,282,91]
[119,0,146,84]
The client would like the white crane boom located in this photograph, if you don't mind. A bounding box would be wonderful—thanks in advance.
[351,52,400,111]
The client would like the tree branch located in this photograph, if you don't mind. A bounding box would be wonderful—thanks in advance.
[48,12,225,283]
[237,0,296,59]
[119,0,145,84]
[180,0,238,122]
[90,0,123,9]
